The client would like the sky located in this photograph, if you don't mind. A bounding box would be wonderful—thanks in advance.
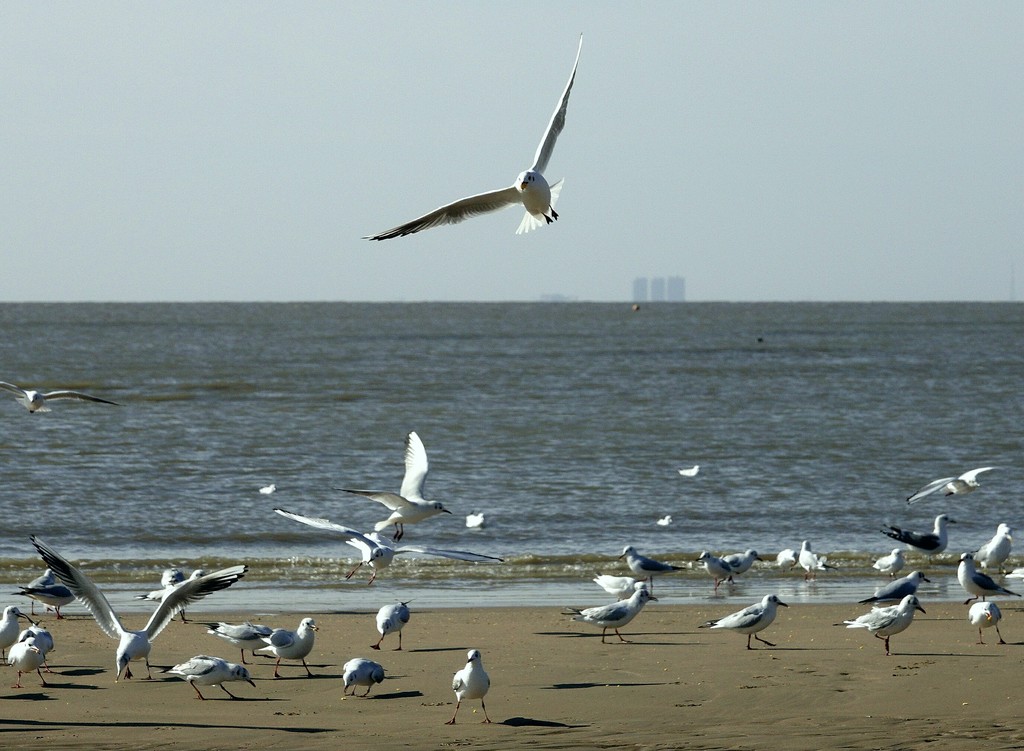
[2,2,1021,302]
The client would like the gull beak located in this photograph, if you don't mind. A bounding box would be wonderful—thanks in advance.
[442,509,452,514]
[915,604,927,614]
[779,600,789,607]
[312,624,319,631]
[520,181,528,190]
[247,678,257,688]
[649,594,659,602]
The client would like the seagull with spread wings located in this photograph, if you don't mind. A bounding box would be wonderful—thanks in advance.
[0,381,120,413]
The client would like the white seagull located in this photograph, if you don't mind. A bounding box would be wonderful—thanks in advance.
[592,573,640,600]
[619,546,683,594]
[843,594,926,656]
[567,584,657,644]
[975,523,1013,572]
[343,658,386,697]
[957,552,1020,605]
[723,549,763,580]
[340,431,451,541]
[881,514,955,555]
[906,467,996,504]
[0,381,121,413]
[373,601,411,651]
[858,571,930,605]
[365,36,582,240]
[465,512,486,529]
[678,465,700,477]
[775,549,798,570]
[135,568,205,622]
[15,581,74,619]
[166,655,255,700]
[256,617,318,678]
[274,508,501,584]
[968,601,1005,645]
[699,594,788,649]
[696,551,734,591]
[17,625,55,670]
[656,514,673,527]
[445,649,491,725]
[0,606,36,660]
[798,540,837,580]
[259,484,277,495]
[31,536,246,681]
[8,636,46,689]
[205,621,275,665]
[872,549,906,577]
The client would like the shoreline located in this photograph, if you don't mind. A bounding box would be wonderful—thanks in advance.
[3,601,1023,750]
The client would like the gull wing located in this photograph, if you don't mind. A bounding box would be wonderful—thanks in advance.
[42,390,121,406]
[579,601,629,622]
[393,545,503,563]
[400,431,429,500]
[364,186,521,240]
[716,603,766,630]
[273,507,379,556]
[341,488,412,511]
[267,628,296,649]
[143,565,246,641]
[0,381,28,397]
[531,35,583,174]
[960,466,996,483]
[906,477,956,504]
[31,535,124,640]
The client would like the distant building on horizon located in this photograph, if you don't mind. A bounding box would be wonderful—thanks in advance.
[631,276,685,302]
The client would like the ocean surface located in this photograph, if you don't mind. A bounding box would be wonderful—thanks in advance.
[1,302,1021,614]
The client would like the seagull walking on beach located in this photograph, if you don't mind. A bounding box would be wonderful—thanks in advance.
[975,523,1013,572]
[843,594,926,656]
[343,658,386,697]
[0,606,36,660]
[872,549,906,577]
[798,540,837,581]
[366,36,582,240]
[881,514,955,555]
[968,601,1006,645]
[274,508,501,584]
[567,584,657,644]
[7,635,46,689]
[445,649,491,724]
[256,617,318,678]
[619,546,682,594]
[592,573,640,600]
[0,381,121,413]
[31,536,246,681]
[205,622,274,665]
[699,594,788,649]
[166,655,255,700]
[906,467,996,504]
[17,625,54,671]
[373,602,411,651]
[957,552,1020,605]
[858,571,930,605]
[340,431,451,541]
[696,551,734,591]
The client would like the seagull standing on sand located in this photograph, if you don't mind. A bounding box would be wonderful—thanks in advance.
[699,594,788,649]
[256,617,318,678]
[858,571,930,605]
[975,523,1013,572]
[373,602,411,651]
[968,601,1006,645]
[619,546,682,594]
[0,381,120,413]
[0,606,36,660]
[798,540,836,580]
[7,636,46,689]
[957,552,1020,605]
[166,655,255,700]
[843,594,926,656]
[445,649,491,725]
[31,536,246,681]
[274,508,501,584]
[882,514,954,555]
[872,549,906,577]
[366,36,582,240]
[205,622,274,665]
[343,658,386,697]
[567,584,657,644]
[340,431,451,541]
[906,467,996,503]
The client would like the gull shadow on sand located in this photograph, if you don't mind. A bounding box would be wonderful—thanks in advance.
[407,647,467,654]
[372,690,423,700]
[501,717,586,728]
[0,718,331,735]
[544,681,680,690]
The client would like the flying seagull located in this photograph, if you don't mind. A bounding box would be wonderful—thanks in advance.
[365,35,582,240]
[906,467,996,504]
[0,381,120,413]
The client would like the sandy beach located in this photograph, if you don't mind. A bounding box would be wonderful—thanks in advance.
[2,599,1023,750]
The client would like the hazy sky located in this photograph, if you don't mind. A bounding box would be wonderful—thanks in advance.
[3,3,1021,302]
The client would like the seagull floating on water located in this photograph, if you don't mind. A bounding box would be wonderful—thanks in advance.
[166,655,255,700]
[259,484,276,495]
[446,649,491,725]
[0,381,120,413]
[906,467,996,504]
[843,594,926,656]
[31,536,246,681]
[699,594,788,649]
[465,512,485,529]
[365,36,582,240]
[655,515,672,527]
[882,514,955,555]
[677,465,700,477]
[340,431,451,541]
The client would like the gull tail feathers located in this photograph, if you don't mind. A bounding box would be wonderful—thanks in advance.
[515,179,563,235]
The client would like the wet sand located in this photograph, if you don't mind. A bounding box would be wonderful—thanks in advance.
[2,600,1023,750]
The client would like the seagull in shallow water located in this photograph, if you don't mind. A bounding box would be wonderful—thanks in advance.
[968,601,1005,645]
[798,540,837,580]
[872,548,906,577]
[0,381,120,413]
[340,431,451,541]
[775,549,798,570]
[881,514,955,555]
[31,536,246,681]
[699,594,788,649]
[723,549,763,580]
[975,523,1013,572]
[957,552,1020,605]
[906,467,996,504]
[858,571,930,605]
[843,594,926,656]
[166,655,255,700]
[274,508,502,584]
[619,546,683,594]
[365,36,582,240]
[696,551,734,591]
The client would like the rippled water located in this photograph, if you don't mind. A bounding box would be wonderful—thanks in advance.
[1,302,1021,610]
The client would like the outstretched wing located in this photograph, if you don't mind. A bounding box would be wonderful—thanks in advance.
[960,466,995,483]
[400,431,429,500]
[31,535,124,640]
[42,390,121,406]
[340,489,412,511]
[907,477,956,504]
[0,381,27,397]
[364,186,521,241]
[143,565,246,640]
[274,507,379,557]
[393,545,503,563]
[531,35,583,174]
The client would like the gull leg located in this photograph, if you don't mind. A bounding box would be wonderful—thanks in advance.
[220,684,239,699]
[371,634,384,650]
[344,562,363,580]
[12,671,24,689]
[273,657,282,678]
[302,657,314,677]
[445,700,462,725]
[37,668,47,687]
[614,629,631,644]
[240,648,249,665]
[396,631,403,651]
[362,684,372,697]
[996,624,1006,645]
[754,634,776,647]
[192,683,206,700]
[480,698,492,723]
